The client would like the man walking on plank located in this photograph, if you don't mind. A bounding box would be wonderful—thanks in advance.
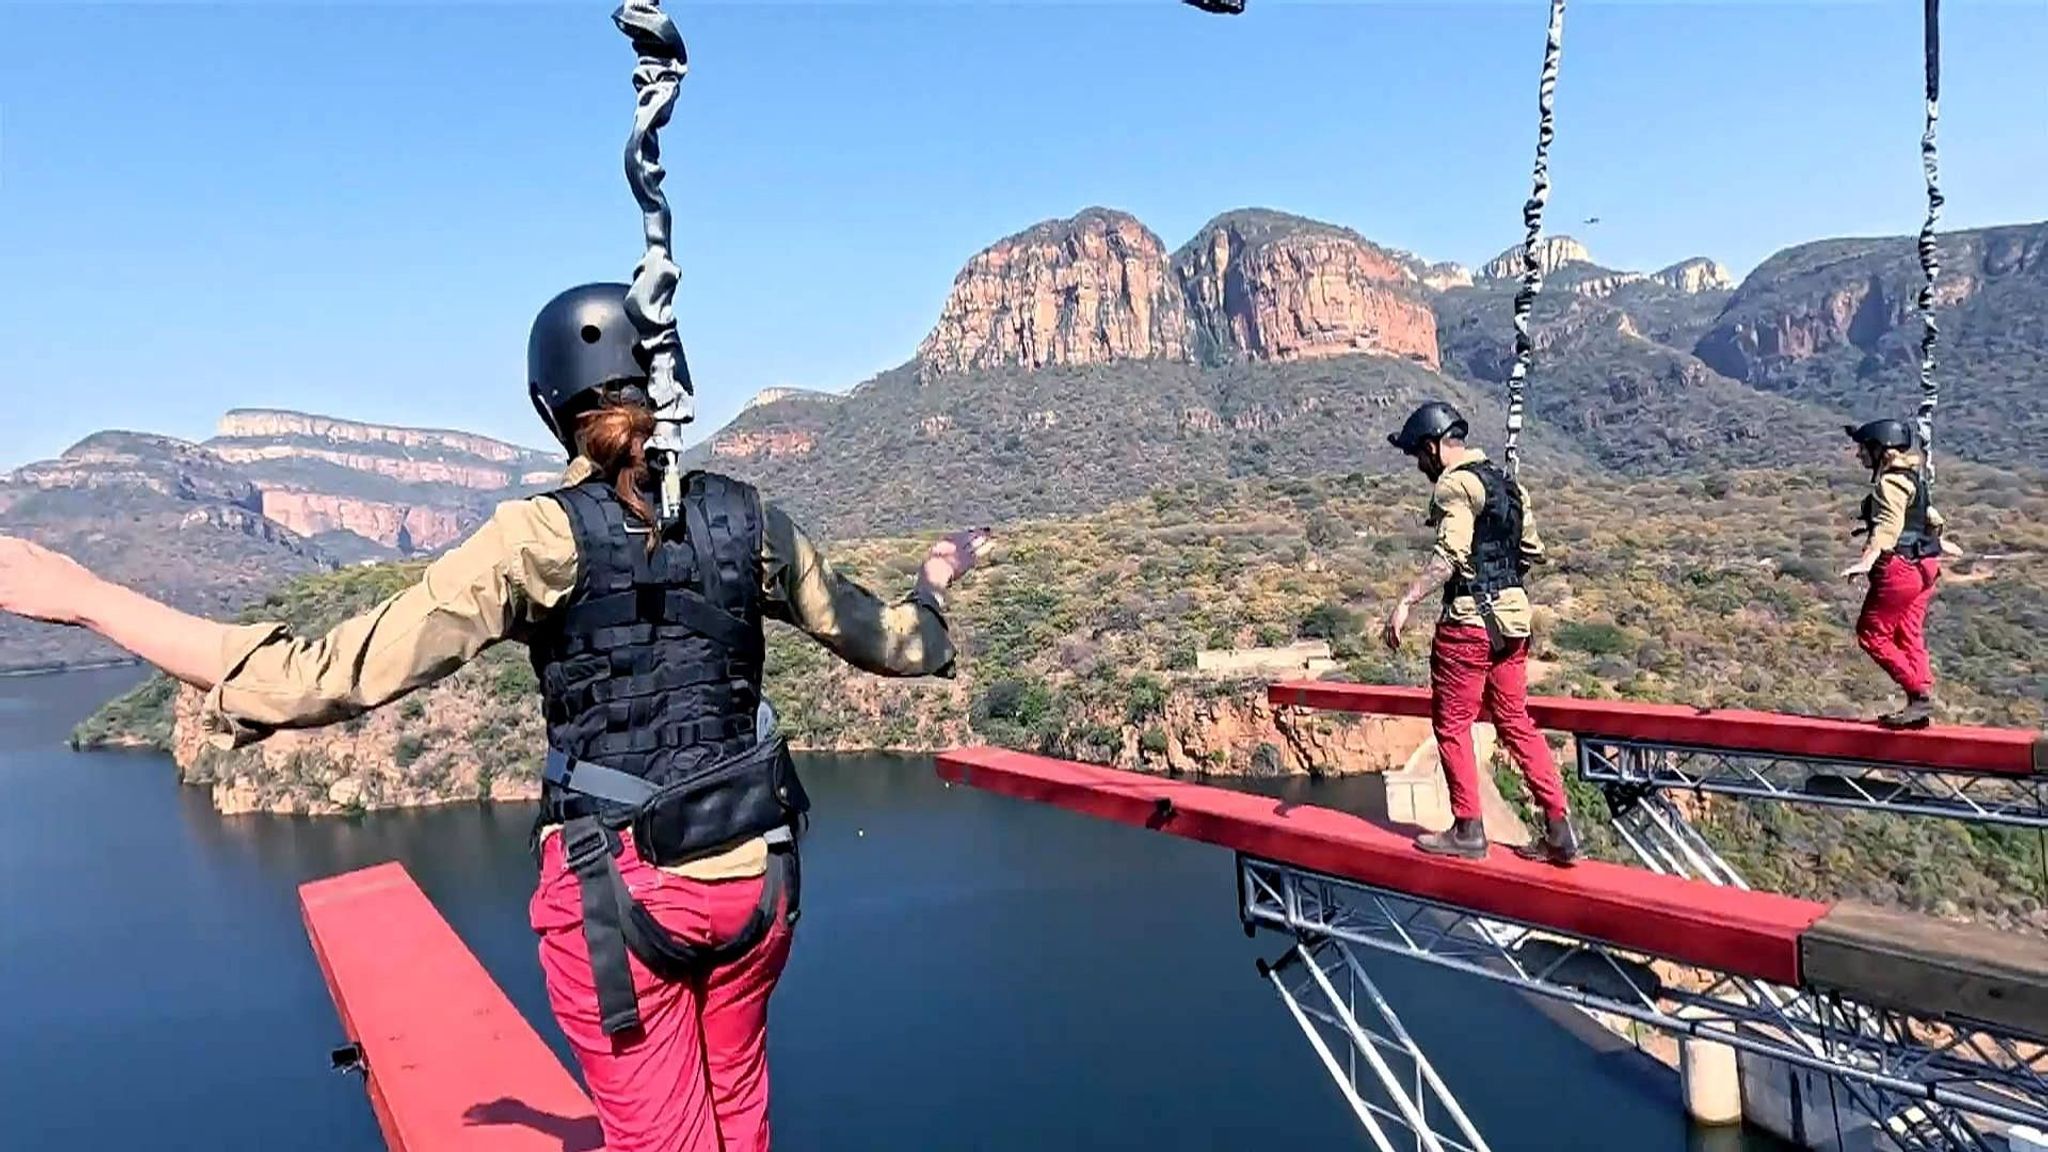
[1381,401,1579,866]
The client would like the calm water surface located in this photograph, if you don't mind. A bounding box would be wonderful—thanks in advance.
[0,668,1789,1150]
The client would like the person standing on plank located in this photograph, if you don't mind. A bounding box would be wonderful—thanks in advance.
[1841,418,1948,729]
[1381,401,1578,865]
[0,281,994,1152]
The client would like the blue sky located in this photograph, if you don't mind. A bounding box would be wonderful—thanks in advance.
[1,1,2043,469]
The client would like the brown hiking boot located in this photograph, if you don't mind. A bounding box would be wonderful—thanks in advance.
[1878,694,1934,730]
[1513,813,1581,867]
[1415,818,1488,860]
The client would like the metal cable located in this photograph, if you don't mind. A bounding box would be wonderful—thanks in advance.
[613,1,694,531]
[1503,0,1565,478]
[1914,0,1943,488]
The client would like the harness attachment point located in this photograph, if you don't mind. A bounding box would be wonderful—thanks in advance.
[329,1042,366,1077]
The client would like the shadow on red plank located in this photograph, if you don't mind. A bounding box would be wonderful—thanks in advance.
[300,862,603,1152]
[1269,681,2045,777]
[937,746,1825,987]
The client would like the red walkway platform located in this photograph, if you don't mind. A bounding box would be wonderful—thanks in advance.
[1269,682,2046,777]
[300,863,603,1152]
[937,746,2048,1040]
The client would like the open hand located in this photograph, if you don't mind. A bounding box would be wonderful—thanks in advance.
[0,535,97,625]
[921,528,995,591]
[1839,561,1872,581]
[1381,601,1411,651]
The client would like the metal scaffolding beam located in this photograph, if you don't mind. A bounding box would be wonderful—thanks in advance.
[1239,856,2048,1152]
[1577,738,2048,830]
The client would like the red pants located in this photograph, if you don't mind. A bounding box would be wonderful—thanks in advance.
[1856,554,1940,697]
[1430,625,1571,823]
[531,831,793,1152]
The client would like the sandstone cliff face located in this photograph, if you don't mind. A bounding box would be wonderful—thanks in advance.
[1,434,331,670]
[257,489,471,554]
[1480,235,1594,280]
[1696,224,2047,384]
[1694,275,1900,381]
[216,409,549,467]
[1175,211,1440,369]
[1418,262,1475,291]
[203,409,562,555]
[711,429,819,460]
[209,443,528,491]
[1653,257,1735,294]
[739,387,838,414]
[15,432,263,508]
[916,208,1192,376]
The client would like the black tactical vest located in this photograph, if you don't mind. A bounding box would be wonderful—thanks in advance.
[526,470,809,1039]
[528,471,768,829]
[1443,459,1527,603]
[1858,466,1941,561]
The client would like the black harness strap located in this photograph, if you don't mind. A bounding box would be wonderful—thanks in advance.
[563,818,651,1036]
[550,738,800,1038]
[561,815,799,1038]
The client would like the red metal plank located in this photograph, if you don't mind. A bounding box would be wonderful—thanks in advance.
[300,862,603,1152]
[937,746,1826,987]
[1268,682,2044,778]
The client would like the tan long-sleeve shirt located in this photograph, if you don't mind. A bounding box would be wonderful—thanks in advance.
[1427,448,1544,637]
[1862,464,1949,554]
[199,459,957,880]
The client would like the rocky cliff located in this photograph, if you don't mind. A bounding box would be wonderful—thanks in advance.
[1654,257,1736,294]
[164,663,541,815]
[215,410,553,471]
[0,433,332,671]
[254,490,472,556]
[13,431,265,507]
[204,409,560,554]
[1174,210,1440,369]
[915,207,1445,378]
[1479,235,1595,280]
[1693,221,2048,466]
[916,208,1192,376]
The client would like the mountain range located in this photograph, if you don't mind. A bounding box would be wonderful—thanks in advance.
[4,208,2043,670]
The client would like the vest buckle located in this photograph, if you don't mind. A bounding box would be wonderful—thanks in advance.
[562,819,619,873]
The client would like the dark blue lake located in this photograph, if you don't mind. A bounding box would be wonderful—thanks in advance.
[0,666,1784,1149]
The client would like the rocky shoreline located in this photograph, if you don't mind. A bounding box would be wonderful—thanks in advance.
[71,664,1421,818]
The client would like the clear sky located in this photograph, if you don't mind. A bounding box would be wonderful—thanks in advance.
[1,1,2042,469]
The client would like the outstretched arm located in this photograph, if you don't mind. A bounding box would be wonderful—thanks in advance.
[0,537,237,689]
[0,498,578,749]
[199,501,577,747]
[759,502,991,678]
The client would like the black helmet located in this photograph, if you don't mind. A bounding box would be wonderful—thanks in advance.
[527,283,689,449]
[1389,401,1469,454]
[1844,418,1915,452]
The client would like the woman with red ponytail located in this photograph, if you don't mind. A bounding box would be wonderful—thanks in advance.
[0,282,993,1151]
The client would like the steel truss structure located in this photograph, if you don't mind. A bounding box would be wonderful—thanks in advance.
[1576,738,2048,830]
[1239,856,2048,1152]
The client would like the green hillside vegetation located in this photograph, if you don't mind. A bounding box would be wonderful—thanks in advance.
[683,356,1591,541]
[79,460,2047,929]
